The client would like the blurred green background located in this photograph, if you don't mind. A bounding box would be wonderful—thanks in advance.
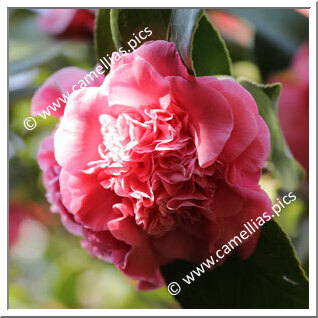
[9,8,309,309]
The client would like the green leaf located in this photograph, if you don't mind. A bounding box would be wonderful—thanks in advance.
[239,79,305,190]
[170,9,232,76]
[192,14,232,76]
[110,9,171,50]
[94,9,117,74]
[170,9,202,73]
[224,9,308,77]
[161,220,309,309]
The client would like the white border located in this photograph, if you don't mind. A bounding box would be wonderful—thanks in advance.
[3,1,316,316]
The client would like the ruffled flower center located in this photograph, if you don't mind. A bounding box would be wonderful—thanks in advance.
[88,105,220,236]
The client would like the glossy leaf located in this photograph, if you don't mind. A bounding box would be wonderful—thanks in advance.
[162,220,308,309]
[110,9,171,50]
[170,9,232,76]
[192,14,232,76]
[94,9,117,74]
[170,9,202,73]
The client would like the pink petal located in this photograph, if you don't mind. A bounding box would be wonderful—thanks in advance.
[135,40,190,78]
[213,180,245,217]
[203,77,259,113]
[228,116,270,187]
[200,78,259,161]
[153,229,210,263]
[118,241,165,289]
[221,186,272,259]
[54,87,106,173]
[168,76,234,168]
[37,135,56,170]
[106,55,170,108]
[31,67,101,117]
[81,228,128,263]
[59,168,120,231]
[108,216,146,246]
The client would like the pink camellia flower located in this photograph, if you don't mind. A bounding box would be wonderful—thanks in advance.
[34,40,271,290]
[270,44,309,177]
[37,9,95,38]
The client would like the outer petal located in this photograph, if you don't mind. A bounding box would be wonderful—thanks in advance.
[108,215,146,247]
[134,40,190,78]
[54,87,106,173]
[58,205,83,236]
[117,242,165,290]
[153,229,210,263]
[110,41,190,79]
[106,55,170,108]
[227,116,270,187]
[212,179,245,217]
[168,76,234,168]
[221,186,272,259]
[205,77,259,113]
[59,168,120,231]
[38,135,82,236]
[81,228,129,263]
[199,77,259,162]
[31,67,104,117]
[37,135,57,171]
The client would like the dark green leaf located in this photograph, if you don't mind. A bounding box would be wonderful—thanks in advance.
[192,14,232,76]
[110,9,171,50]
[170,9,232,76]
[239,79,305,190]
[162,220,308,309]
[170,9,202,73]
[94,9,117,74]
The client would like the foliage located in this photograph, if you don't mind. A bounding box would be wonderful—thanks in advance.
[162,220,308,309]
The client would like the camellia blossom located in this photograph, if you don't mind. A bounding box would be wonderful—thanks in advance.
[37,9,95,38]
[270,44,309,177]
[34,40,272,290]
